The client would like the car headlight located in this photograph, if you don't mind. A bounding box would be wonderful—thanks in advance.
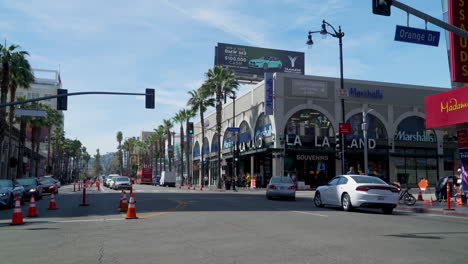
[0,193,7,197]
[29,189,37,192]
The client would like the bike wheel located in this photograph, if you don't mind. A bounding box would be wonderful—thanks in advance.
[404,194,417,206]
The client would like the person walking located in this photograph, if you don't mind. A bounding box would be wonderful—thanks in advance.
[347,167,355,175]
[203,176,209,187]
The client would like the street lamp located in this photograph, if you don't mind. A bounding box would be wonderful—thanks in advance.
[229,94,237,191]
[307,19,346,174]
[362,109,373,175]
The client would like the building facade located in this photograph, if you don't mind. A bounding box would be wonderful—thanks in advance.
[192,73,458,188]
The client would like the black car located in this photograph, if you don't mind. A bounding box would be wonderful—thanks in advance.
[0,179,25,208]
[16,178,43,201]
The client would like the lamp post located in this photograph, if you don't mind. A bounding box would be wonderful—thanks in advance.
[362,108,373,175]
[230,94,237,191]
[307,19,346,174]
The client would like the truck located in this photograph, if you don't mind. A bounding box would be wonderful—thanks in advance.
[160,171,176,187]
[136,168,153,184]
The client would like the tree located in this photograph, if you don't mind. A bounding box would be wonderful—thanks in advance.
[187,85,214,185]
[173,110,186,185]
[163,119,173,171]
[6,51,34,179]
[153,126,165,176]
[205,66,239,188]
[0,44,29,146]
[93,149,103,177]
[44,107,62,174]
[116,131,123,174]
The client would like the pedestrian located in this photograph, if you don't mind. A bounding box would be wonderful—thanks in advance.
[257,173,263,188]
[246,173,251,187]
[203,176,209,187]
[347,167,355,175]
[436,176,449,202]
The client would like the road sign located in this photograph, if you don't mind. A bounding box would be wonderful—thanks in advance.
[394,25,440,47]
[15,108,47,117]
[339,123,352,134]
[227,127,240,133]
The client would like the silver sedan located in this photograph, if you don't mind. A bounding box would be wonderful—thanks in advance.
[266,176,296,200]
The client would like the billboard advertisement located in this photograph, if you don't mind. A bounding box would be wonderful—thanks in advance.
[215,43,305,76]
[448,0,468,83]
[425,85,468,129]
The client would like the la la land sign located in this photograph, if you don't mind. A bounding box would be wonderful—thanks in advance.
[286,135,377,149]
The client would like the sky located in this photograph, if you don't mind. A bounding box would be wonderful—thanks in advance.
[0,0,452,154]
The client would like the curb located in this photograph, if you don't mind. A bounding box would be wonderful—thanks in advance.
[396,206,468,217]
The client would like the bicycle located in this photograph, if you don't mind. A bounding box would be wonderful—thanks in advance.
[392,182,417,206]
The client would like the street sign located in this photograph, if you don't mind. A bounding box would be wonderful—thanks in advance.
[394,25,440,47]
[337,89,349,97]
[227,127,240,133]
[15,108,47,117]
[339,123,352,134]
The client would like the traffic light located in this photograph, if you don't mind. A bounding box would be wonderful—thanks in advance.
[372,0,392,16]
[145,88,155,109]
[57,89,68,111]
[187,122,194,134]
[335,133,341,150]
[233,149,239,162]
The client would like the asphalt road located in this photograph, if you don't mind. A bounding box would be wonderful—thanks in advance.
[0,184,467,264]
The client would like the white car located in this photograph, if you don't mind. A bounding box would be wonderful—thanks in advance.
[266,176,296,200]
[314,175,399,214]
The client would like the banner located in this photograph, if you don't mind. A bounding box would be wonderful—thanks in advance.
[448,0,468,83]
[424,85,468,129]
[264,72,274,115]
[459,148,468,198]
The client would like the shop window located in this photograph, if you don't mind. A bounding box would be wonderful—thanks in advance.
[211,134,219,153]
[193,142,200,158]
[238,121,251,143]
[202,138,209,155]
[394,116,436,143]
[346,113,387,141]
[222,129,235,149]
[254,113,273,140]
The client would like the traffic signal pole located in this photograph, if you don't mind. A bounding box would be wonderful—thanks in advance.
[383,0,468,39]
[0,90,155,109]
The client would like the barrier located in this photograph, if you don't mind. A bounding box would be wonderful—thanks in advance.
[79,187,90,206]
[27,195,39,217]
[10,197,24,225]
[444,182,455,211]
[48,192,58,210]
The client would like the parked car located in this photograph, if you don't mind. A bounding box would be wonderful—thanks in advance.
[107,175,120,188]
[38,178,59,194]
[266,176,296,200]
[16,178,43,200]
[248,56,282,70]
[112,177,131,190]
[41,176,61,188]
[0,179,25,208]
[314,175,399,214]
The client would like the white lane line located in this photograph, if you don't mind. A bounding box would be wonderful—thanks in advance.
[423,213,468,220]
[291,210,329,217]
[51,218,125,223]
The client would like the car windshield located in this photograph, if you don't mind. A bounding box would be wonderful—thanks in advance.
[351,176,387,184]
[39,179,55,184]
[0,179,13,188]
[270,177,293,184]
[16,178,37,186]
[117,177,129,181]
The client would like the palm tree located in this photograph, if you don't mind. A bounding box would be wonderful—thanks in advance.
[205,66,239,188]
[154,126,165,176]
[184,109,196,185]
[173,110,186,185]
[162,119,173,171]
[0,44,29,150]
[6,51,34,179]
[50,126,65,179]
[116,131,123,174]
[44,107,62,174]
[187,85,214,185]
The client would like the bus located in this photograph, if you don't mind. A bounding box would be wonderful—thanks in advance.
[136,168,153,184]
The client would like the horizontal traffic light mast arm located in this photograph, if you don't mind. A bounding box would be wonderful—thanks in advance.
[392,0,468,39]
[0,91,150,108]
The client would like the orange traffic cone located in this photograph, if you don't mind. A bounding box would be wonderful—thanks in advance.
[120,193,128,212]
[126,193,138,219]
[11,196,24,225]
[119,190,124,209]
[27,195,39,217]
[417,190,424,201]
[456,195,465,206]
[428,196,434,205]
[48,192,58,210]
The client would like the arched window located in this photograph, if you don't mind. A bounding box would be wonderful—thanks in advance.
[238,121,251,143]
[202,137,210,155]
[223,129,234,149]
[254,113,273,140]
[346,113,387,141]
[211,134,219,153]
[394,116,435,143]
[193,141,200,158]
[284,109,334,146]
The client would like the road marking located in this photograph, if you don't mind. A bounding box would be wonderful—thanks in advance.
[291,210,328,218]
[119,198,187,219]
[51,218,125,223]
[423,213,468,220]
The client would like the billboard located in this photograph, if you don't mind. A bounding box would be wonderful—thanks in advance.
[215,43,305,76]
[425,85,468,129]
[448,0,468,83]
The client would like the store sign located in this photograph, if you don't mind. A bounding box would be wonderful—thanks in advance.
[296,154,329,161]
[286,134,376,149]
[238,137,264,152]
[448,0,468,83]
[215,43,305,76]
[264,72,274,115]
[425,85,468,129]
[348,88,383,99]
[255,124,272,139]
[394,131,436,142]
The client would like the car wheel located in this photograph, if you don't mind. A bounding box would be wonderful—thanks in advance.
[382,207,394,214]
[314,192,324,208]
[341,193,353,212]
[266,194,272,200]
[290,196,296,201]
